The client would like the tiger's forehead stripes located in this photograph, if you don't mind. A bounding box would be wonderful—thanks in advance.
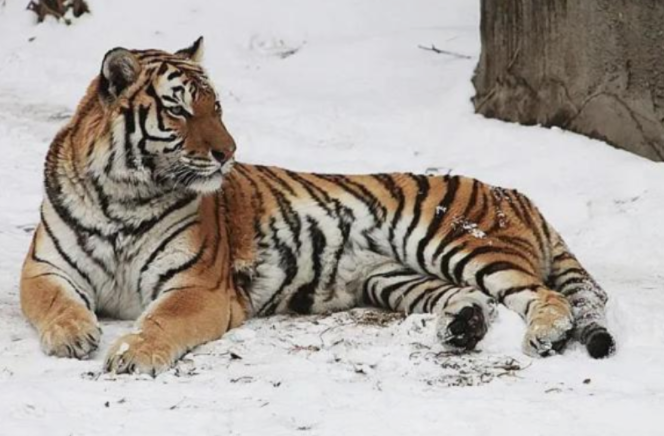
[130,48,213,90]
[150,63,212,104]
[150,68,215,116]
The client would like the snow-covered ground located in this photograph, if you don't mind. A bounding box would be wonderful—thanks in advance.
[1,0,663,434]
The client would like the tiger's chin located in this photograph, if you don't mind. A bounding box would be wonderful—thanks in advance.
[185,171,225,195]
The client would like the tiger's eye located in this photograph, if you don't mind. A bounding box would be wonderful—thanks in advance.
[169,106,184,117]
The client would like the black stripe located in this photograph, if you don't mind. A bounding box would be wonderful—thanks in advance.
[284,171,335,213]
[284,170,352,290]
[494,234,539,259]
[378,276,426,308]
[157,62,170,75]
[401,174,430,262]
[580,323,606,343]
[232,165,266,242]
[122,106,137,169]
[452,245,535,284]
[425,284,457,312]
[288,217,327,314]
[88,176,126,226]
[383,175,407,260]
[500,285,536,302]
[416,176,459,272]
[207,195,223,268]
[137,104,178,145]
[363,275,415,307]
[550,267,586,282]
[552,250,573,263]
[473,189,491,230]
[257,217,300,315]
[253,170,303,253]
[440,242,467,283]
[151,240,208,300]
[256,166,297,196]
[122,106,138,170]
[558,276,589,291]
[127,194,197,236]
[475,261,532,293]
[44,151,112,239]
[430,287,463,312]
[319,174,385,224]
[43,182,114,277]
[146,84,173,133]
[167,70,184,80]
[406,281,441,313]
[137,218,199,295]
[40,213,98,298]
[505,190,526,222]
[461,179,480,218]
[514,193,546,256]
[370,268,419,281]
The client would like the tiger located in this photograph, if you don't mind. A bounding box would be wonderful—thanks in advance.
[20,38,615,376]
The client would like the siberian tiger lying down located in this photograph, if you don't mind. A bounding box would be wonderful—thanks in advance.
[20,38,615,375]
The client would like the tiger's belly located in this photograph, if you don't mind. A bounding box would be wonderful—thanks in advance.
[246,240,388,317]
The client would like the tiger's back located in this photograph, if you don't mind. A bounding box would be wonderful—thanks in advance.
[226,164,556,316]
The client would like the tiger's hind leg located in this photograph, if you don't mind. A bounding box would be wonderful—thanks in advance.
[361,261,497,351]
[476,267,574,357]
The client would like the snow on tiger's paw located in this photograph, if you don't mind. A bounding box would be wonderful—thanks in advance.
[521,290,574,357]
[522,309,574,357]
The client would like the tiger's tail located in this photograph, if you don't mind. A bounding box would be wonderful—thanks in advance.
[548,234,616,358]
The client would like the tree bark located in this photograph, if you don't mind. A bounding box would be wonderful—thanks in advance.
[472,0,664,161]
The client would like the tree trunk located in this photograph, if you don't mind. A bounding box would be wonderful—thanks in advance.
[472,0,664,161]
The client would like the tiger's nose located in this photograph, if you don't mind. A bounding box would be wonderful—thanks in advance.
[211,150,227,164]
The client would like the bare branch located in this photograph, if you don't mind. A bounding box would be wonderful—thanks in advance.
[418,44,472,60]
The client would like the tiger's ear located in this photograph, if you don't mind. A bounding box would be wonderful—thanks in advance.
[99,48,141,102]
[175,37,205,63]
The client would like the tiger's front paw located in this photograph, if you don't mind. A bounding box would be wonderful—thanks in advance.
[40,309,101,359]
[104,333,180,376]
[523,294,574,357]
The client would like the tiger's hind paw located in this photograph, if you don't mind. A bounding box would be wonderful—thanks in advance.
[436,304,489,351]
[522,314,573,357]
[522,291,574,357]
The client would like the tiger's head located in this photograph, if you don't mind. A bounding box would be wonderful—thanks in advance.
[95,37,235,194]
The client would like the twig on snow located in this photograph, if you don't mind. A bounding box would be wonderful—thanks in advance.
[418,44,472,60]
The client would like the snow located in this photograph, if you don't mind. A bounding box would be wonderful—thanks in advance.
[1,0,663,434]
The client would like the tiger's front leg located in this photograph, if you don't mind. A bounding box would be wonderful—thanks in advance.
[21,226,101,359]
[105,284,246,376]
